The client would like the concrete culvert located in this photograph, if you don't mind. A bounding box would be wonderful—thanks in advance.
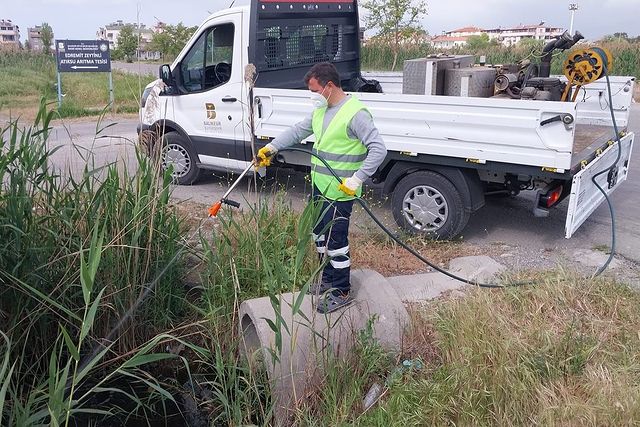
[240,313,261,356]
[238,269,410,423]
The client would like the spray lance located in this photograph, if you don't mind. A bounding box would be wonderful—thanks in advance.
[207,161,258,217]
[209,63,264,218]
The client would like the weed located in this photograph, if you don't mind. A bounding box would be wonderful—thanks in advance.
[593,244,612,254]
[1,99,195,424]
[359,272,640,426]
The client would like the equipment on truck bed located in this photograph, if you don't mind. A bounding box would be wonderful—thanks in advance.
[493,31,612,102]
[561,47,613,101]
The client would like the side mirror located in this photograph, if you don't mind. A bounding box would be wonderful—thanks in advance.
[159,64,173,86]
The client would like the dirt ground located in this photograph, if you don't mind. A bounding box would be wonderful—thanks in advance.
[174,198,639,290]
[176,200,499,278]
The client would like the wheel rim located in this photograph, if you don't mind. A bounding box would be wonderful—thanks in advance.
[162,143,191,178]
[401,185,449,232]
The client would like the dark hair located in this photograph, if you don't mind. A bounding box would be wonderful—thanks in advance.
[304,62,341,88]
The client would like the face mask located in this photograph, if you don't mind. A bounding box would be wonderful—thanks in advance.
[310,85,330,109]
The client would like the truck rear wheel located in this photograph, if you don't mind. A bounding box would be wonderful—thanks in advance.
[391,170,469,240]
[160,132,202,185]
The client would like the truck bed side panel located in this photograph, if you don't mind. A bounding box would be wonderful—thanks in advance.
[254,88,578,171]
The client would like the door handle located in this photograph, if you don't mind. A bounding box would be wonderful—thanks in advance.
[222,96,237,103]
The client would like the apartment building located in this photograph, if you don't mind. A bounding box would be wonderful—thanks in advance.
[432,22,565,49]
[486,23,565,46]
[27,25,52,52]
[96,20,160,60]
[0,19,20,51]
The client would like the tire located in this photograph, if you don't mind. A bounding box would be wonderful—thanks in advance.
[391,170,469,240]
[160,132,202,185]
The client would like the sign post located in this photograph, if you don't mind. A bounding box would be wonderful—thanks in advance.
[56,71,62,108]
[55,40,113,111]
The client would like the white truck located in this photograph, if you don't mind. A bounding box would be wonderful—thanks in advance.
[138,0,635,240]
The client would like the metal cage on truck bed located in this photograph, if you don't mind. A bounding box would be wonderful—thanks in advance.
[248,0,362,89]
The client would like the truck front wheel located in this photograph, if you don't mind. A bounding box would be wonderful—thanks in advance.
[391,170,469,240]
[160,132,202,185]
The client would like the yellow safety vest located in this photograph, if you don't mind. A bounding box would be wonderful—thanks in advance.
[310,97,368,201]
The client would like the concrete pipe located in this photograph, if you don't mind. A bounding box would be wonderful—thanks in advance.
[238,269,409,422]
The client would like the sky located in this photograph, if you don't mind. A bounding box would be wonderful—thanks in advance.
[2,0,639,42]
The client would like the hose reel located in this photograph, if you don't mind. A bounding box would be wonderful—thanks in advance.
[562,47,613,101]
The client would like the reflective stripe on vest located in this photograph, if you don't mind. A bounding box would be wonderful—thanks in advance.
[311,97,368,201]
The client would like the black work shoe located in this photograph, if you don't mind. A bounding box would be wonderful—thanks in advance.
[316,292,354,314]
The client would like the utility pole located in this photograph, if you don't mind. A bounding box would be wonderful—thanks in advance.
[569,3,579,35]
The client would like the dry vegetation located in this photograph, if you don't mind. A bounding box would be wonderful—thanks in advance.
[359,272,640,426]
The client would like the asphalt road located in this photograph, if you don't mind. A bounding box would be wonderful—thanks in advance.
[12,104,640,271]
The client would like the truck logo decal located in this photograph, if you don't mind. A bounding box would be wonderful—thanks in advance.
[206,103,217,120]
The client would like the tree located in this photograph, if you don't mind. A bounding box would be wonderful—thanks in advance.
[514,37,544,57]
[466,33,491,51]
[150,23,198,61]
[116,24,138,61]
[361,0,428,70]
[40,22,53,54]
[602,32,631,43]
[24,40,31,51]
[149,31,172,60]
[517,38,544,50]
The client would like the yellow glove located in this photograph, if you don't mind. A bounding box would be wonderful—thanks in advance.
[338,175,363,197]
[256,144,276,168]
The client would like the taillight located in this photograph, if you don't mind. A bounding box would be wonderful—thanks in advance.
[541,185,563,208]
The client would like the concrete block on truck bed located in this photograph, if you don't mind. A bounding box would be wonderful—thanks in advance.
[444,67,497,97]
[238,269,408,425]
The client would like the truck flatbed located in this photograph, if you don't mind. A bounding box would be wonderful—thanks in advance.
[572,124,616,168]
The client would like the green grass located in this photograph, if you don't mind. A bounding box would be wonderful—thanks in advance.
[0,52,155,117]
[361,42,435,71]
[357,272,640,426]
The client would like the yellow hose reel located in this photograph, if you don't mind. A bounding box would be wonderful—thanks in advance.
[562,47,613,102]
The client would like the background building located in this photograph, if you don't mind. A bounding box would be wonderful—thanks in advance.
[431,27,484,49]
[431,35,469,49]
[0,19,21,51]
[27,25,51,52]
[486,22,565,46]
[431,22,566,49]
[96,20,160,60]
[446,26,484,38]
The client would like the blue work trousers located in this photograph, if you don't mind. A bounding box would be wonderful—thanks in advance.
[311,187,354,294]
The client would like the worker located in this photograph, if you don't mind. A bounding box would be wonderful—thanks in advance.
[256,62,387,314]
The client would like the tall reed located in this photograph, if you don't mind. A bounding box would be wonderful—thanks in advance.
[1,99,197,424]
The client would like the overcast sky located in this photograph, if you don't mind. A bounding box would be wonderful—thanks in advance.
[2,0,638,42]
